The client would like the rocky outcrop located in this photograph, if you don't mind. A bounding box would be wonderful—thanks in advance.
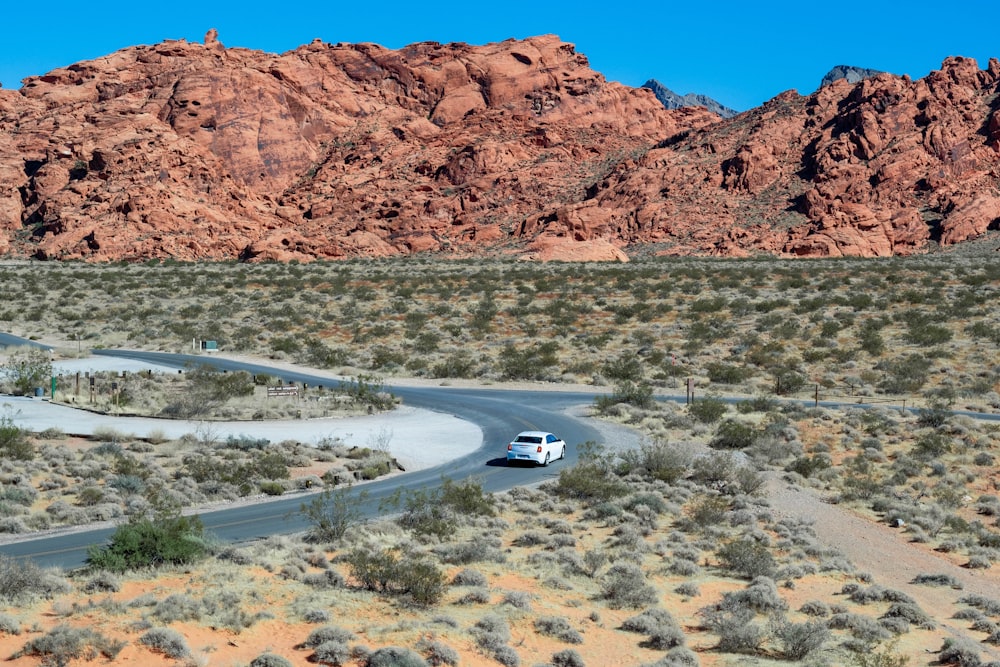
[641,79,739,118]
[0,32,717,262]
[0,33,999,262]
[578,58,1000,257]
[819,65,884,89]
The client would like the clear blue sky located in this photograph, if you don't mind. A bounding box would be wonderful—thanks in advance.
[2,0,996,111]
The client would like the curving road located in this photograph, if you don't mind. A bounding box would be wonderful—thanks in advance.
[0,350,613,570]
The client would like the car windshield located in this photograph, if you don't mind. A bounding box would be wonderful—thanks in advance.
[514,435,543,444]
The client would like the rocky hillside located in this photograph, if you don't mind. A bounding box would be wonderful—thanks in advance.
[1,32,999,261]
[579,57,1000,256]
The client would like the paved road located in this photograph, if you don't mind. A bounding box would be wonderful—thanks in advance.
[0,350,613,570]
[0,332,51,349]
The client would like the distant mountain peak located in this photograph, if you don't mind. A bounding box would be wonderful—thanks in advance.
[819,65,884,89]
[642,79,739,118]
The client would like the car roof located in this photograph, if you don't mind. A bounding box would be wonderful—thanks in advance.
[515,431,554,438]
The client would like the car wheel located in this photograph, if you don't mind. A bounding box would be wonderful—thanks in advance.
[559,446,565,460]
[542,452,550,467]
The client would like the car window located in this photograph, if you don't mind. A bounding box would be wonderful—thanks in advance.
[515,435,542,444]
[546,434,556,443]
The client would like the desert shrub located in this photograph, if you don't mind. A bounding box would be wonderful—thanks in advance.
[786,454,831,478]
[534,616,583,644]
[938,637,984,667]
[877,354,930,394]
[800,600,831,617]
[435,540,505,565]
[417,638,460,666]
[14,624,125,663]
[302,609,330,623]
[300,484,368,543]
[710,419,758,450]
[594,379,655,410]
[457,587,491,604]
[499,341,558,380]
[250,653,295,667]
[601,563,658,609]
[551,648,586,667]
[492,645,520,667]
[706,362,753,384]
[718,577,787,614]
[847,585,915,605]
[2,347,52,396]
[511,530,549,547]
[431,352,476,378]
[552,460,628,503]
[616,440,692,483]
[472,613,514,662]
[957,594,1000,616]
[848,639,910,667]
[259,481,285,496]
[674,581,700,598]
[690,450,741,487]
[344,549,446,605]
[312,640,351,666]
[502,590,533,610]
[716,539,776,579]
[407,561,448,605]
[138,626,191,659]
[0,612,20,635]
[303,569,344,590]
[386,476,493,539]
[0,414,33,461]
[299,625,355,648]
[774,619,830,660]
[882,602,933,628]
[621,607,685,649]
[700,607,766,654]
[829,613,892,643]
[913,432,954,461]
[622,492,668,515]
[913,572,963,589]
[0,554,70,602]
[581,549,608,578]
[684,494,730,530]
[367,646,429,667]
[451,568,488,587]
[86,513,210,572]
[151,593,204,622]
[689,397,728,424]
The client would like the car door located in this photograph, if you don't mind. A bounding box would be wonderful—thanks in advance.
[545,433,558,461]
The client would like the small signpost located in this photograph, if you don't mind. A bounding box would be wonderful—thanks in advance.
[267,384,299,398]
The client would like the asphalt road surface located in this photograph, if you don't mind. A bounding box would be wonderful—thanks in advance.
[1,350,613,570]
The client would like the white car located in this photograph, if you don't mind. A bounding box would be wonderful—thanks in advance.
[506,431,566,466]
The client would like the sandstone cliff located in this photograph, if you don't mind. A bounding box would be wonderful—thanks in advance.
[0,33,998,261]
[578,57,1000,257]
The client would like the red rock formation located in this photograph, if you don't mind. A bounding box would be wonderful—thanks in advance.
[0,32,711,262]
[1,33,999,262]
[580,58,1000,257]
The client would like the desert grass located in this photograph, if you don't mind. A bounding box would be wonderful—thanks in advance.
[1,251,998,411]
[2,251,1000,664]
[0,442,977,666]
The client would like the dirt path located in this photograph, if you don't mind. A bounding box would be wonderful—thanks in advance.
[767,473,1000,659]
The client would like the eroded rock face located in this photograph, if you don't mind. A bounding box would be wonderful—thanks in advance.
[0,33,711,261]
[0,33,999,262]
[582,57,1000,257]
